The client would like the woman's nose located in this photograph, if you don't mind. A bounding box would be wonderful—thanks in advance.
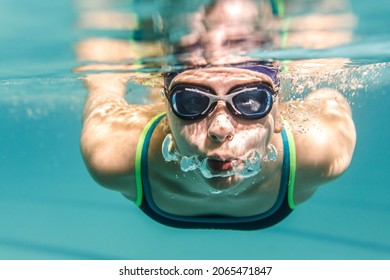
[207,112,235,143]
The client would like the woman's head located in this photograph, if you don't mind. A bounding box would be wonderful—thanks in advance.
[162,65,283,188]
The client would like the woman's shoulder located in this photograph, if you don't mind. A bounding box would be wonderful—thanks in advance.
[281,89,356,202]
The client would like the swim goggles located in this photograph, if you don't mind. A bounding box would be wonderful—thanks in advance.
[166,82,276,120]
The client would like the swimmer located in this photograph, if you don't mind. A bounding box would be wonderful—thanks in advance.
[78,0,356,229]
[80,62,356,230]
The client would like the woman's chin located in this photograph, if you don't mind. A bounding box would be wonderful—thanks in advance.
[202,173,244,190]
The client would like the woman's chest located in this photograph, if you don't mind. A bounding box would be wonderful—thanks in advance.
[147,166,283,217]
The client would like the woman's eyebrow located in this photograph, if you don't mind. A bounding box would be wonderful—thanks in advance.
[227,81,274,92]
[169,82,214,92]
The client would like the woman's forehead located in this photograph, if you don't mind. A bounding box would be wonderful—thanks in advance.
[170,67,274,89]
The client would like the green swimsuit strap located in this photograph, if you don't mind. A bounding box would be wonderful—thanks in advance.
[283,120,297,209]
[134,112,166,206]
[270,0,285,17]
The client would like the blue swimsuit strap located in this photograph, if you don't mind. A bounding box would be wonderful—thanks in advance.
[135,113,295,230]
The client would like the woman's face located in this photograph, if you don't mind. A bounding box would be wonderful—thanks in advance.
[165,67,282,189]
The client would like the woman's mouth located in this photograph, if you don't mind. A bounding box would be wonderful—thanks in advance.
[207,159,236,172]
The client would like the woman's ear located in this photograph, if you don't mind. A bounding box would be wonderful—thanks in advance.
[162,116,171,135]
[274,114,283,133]
[273,99,284,133]
[274,112,283,133]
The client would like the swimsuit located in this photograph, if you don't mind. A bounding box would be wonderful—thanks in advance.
[134,112,296,230]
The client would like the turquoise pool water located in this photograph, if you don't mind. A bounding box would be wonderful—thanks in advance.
[1,0,390,259]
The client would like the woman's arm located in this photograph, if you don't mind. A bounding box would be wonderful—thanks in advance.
[80,73,164,200]
[282,88,356,204]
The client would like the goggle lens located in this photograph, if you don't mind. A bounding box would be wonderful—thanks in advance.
[171,88,211,118]
[232,88,272,119]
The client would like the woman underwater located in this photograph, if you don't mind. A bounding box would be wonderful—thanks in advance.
[79,0,356,230]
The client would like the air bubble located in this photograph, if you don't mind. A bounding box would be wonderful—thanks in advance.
[162,134,264,180]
